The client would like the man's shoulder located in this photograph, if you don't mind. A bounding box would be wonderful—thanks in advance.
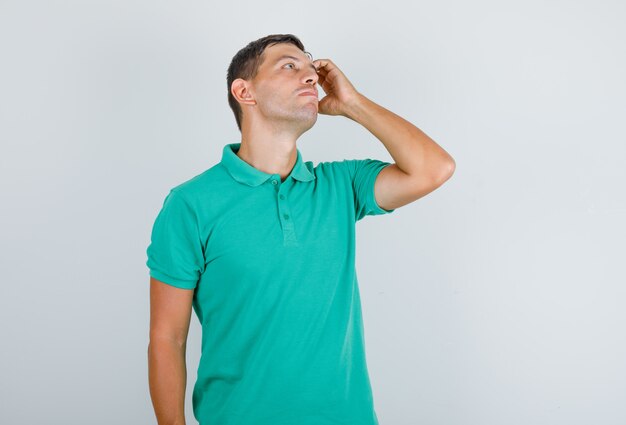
[311,158,370,183]
[310,158,351,174]
[169,162,228,201]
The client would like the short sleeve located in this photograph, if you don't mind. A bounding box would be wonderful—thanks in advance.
[345,158,396,221]
[146,189,205,289]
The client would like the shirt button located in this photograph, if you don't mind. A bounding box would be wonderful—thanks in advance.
[279,194,285,200]
[271,180,277,185]
[283,213,290,220]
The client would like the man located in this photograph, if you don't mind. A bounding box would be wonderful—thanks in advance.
[146,33,455,425]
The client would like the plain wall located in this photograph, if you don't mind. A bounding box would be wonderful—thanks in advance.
[1,0,624,423]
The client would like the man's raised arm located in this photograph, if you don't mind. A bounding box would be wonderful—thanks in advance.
[313,58,455,210]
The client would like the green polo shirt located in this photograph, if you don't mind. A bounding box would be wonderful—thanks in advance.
[146,142,395,425]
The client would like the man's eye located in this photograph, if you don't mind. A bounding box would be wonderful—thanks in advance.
[284,63,296,69]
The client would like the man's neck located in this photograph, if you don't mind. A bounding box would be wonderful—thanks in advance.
[236,139,298,182]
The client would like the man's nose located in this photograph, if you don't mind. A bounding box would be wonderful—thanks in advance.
[304,68,318,85]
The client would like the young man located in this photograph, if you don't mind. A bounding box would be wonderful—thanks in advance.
[146,34,455,425]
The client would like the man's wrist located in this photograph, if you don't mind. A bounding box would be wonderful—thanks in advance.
[343,92,368,122]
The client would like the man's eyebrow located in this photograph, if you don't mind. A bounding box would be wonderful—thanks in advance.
[274,55,317,72]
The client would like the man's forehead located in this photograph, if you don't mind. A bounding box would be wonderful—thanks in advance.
[264,44,312,63]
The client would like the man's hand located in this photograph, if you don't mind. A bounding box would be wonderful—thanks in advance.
[313,58,361,117]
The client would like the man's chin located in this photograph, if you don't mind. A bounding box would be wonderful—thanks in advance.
[295,111,318,131]
[297,108,318,121]
[306,111,319,125]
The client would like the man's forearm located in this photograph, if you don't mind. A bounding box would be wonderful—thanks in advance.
[148,339,187,425]
[344,92,455,180]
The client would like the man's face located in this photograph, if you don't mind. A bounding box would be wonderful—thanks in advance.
[247,43,320,130]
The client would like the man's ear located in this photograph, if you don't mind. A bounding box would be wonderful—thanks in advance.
[231,79,256,106]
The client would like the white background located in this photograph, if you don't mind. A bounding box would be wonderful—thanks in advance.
[1,0,624,424]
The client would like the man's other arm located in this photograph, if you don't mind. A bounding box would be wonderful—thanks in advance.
[148,277,194,425]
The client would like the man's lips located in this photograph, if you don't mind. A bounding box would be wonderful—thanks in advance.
[298,91,318,97]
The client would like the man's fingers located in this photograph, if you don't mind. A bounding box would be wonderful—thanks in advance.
[313,59,333,72]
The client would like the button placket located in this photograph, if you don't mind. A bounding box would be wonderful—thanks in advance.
[273,177,298,246]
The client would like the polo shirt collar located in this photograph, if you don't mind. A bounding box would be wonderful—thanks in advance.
[221,142,316,187]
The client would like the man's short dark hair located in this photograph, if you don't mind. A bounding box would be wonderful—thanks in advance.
[226,34,312,132]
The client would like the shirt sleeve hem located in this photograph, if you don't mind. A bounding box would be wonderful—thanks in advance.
[149,270,197,290]
[369,163,396,215]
